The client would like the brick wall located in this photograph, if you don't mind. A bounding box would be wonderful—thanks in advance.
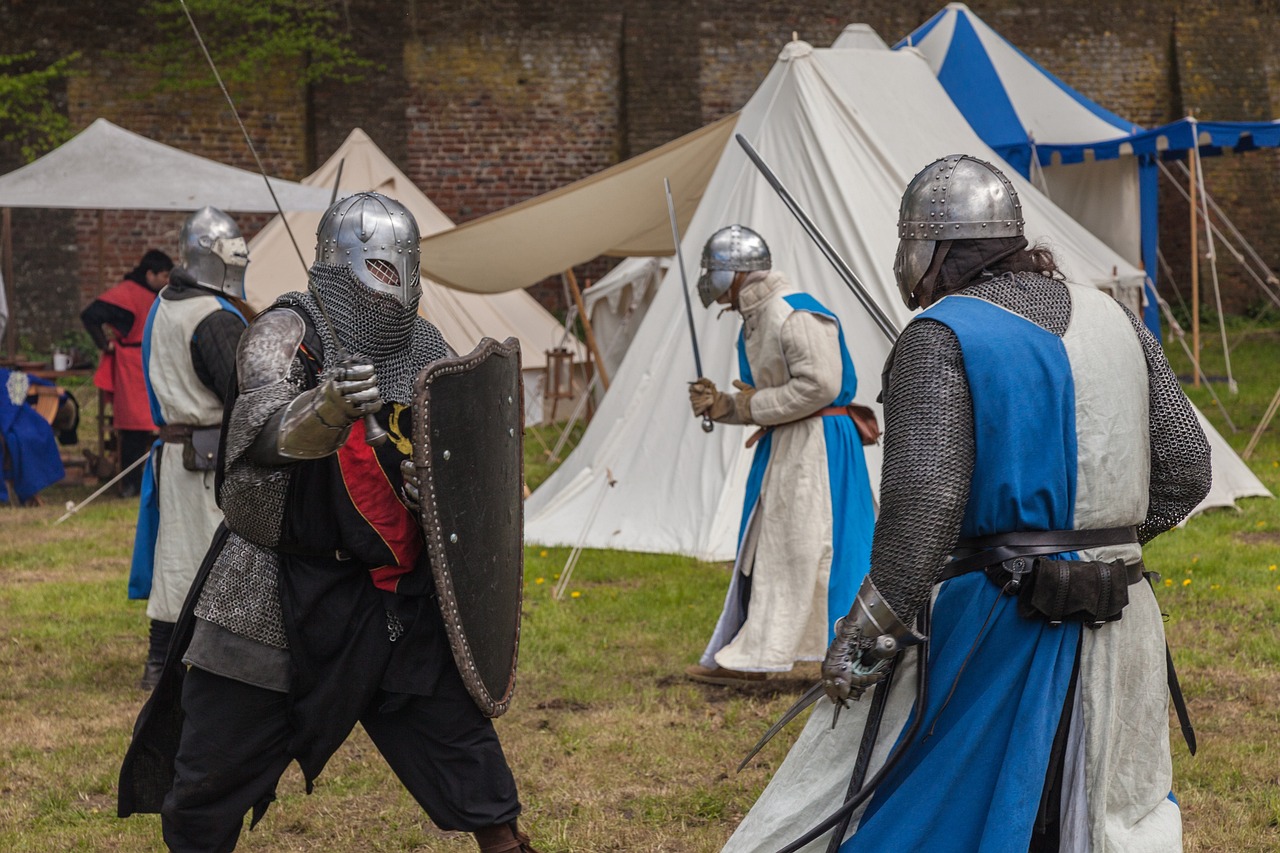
[1,0,1277,350]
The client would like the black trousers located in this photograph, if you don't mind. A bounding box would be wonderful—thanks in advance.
[161,666,521,853]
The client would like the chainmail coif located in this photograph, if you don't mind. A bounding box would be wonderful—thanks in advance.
[278,262,450,403]
[868,271,1212,625]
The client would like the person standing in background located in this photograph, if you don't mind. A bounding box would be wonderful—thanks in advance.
[130,208,249,690]
[82,249,172,497]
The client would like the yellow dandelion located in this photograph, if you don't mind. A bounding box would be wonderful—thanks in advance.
[1257,521,1267,528]
[1163,578,1173,587]
[554,573,560,580]
[1270,564,1277,572]
[539,550,548,557]
[570,591,581,598]
[1182,578,1191,587]
[1210,584,1221,590]
[535,577,545,585]
[1191,556,1199,563]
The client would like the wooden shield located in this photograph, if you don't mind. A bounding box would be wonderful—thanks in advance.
[411,337,523,717]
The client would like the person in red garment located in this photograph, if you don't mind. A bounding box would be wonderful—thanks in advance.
[82,249,172,496]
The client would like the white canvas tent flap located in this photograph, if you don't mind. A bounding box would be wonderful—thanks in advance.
[582,256,669,379]
[0,118,333,212]
[416,114,739,294]
[244,128,582,375]
[524,37,1266,561]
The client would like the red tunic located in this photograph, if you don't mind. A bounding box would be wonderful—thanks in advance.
[91,279,158,431]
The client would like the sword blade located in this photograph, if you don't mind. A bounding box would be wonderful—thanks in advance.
[737,680,825,773]
[664,177,713,434]
[734,133,900,345]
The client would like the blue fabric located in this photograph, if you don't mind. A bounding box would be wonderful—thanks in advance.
[1139,156,1162,338]
[927,296,1077,536]
[141,297,166,428]
[845,573,1081,853]
[734,297,875,639]
[128,442,161,599]
[935,12,1033,178]
[844,297,1081,850]
[822,414,874,634]
[0,369,66,503]
[893,5,946,49]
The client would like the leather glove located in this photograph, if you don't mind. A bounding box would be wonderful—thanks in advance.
[821,617,888,704]
[400,459,422,512]
[689,377,734,421]
[318,361,383,425]
[731,379,756,422]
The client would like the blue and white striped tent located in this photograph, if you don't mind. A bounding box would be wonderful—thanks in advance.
[889,3,1280,335]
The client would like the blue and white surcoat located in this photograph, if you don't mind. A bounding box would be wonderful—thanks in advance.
[725,283,1183,852]
[700,271,876,673]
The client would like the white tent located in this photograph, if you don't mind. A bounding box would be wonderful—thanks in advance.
[244,128,583,423]
[582,256,669,380]
[523,37,1268,560]
[0,118,333,212]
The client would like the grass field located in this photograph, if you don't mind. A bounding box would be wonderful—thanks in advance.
[2,322,1278,852]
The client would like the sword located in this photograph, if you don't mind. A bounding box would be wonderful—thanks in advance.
[737,680,824,772]
[178,0,387,447]
[52,450,150,525]
[665,177,713,434]
[734,134,900,345]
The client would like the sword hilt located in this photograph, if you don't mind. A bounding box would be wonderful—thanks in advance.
[363,413,389,446]
[701,414,714,433]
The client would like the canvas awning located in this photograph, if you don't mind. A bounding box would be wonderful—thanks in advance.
[417,113,739,294]
[0,118,333,212]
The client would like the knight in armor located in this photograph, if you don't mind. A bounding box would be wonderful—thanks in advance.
[722,156,1211,852]
[130,206,249,691]
[118,192,538,853]
[684,225,876,686]
[81,248,173,496]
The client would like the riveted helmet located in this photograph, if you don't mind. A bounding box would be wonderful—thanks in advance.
[696,225,771,308]
[315,192,421,310]
[894,155,1022,308]
[178,206,249,299]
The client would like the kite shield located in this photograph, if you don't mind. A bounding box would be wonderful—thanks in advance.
[412,337,524,717]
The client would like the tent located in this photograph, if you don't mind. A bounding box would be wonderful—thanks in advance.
[894,3,1280,334]
[522,35,1269,560]
[417,114,738,294]
[582,256,669,381]
[0,117,334,359]
[0,118,334,212]
[243,128,583,424]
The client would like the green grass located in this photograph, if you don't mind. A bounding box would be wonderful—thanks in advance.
[1,321,1278,850]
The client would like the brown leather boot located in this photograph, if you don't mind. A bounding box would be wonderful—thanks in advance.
[474,820,540,853]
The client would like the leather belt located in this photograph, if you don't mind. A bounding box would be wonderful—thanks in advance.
[158,424,196,443]
[745,405,857,449]
[941,525,1139,580]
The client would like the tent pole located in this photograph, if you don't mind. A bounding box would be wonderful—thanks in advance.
[1188,145,1199,388]
[2,208,15,360]
[564,268,609,392]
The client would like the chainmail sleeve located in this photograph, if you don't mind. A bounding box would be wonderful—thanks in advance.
[868,319,975,623]
[1118,307,1212,542]
[218,307,312,547]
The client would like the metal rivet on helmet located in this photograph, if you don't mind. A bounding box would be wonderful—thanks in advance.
[315,192,422,310]
[893,154,1023,309]
[696,224,771,308]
